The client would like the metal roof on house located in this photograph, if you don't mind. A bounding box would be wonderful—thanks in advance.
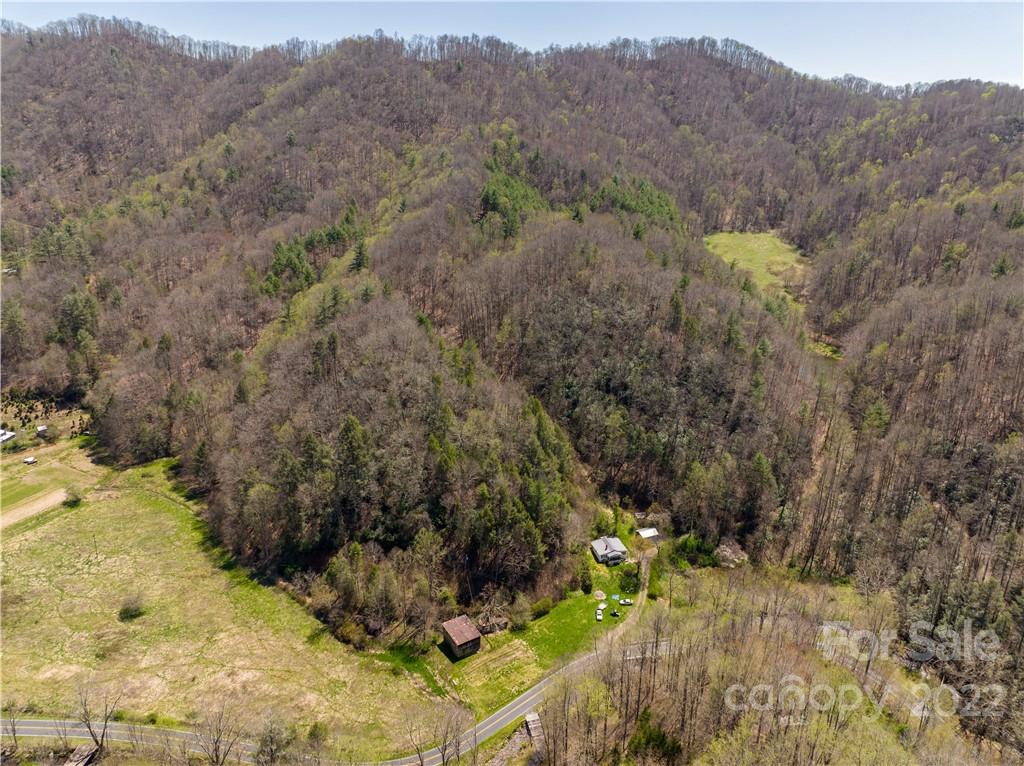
[441,614,481,646]
[590,536,628,555]
[637,527,659,539]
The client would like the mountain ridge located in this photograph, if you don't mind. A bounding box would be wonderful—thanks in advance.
[1,14,1022,753]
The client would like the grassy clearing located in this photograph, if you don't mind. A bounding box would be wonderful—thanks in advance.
[809,340,843,360]
[1,434,109,523]
[1,450,443,760]
[371,645,448,697]
[705,232,843,360]
[705,231,807,297]
[427,562,632,715]
[522,566,627,665]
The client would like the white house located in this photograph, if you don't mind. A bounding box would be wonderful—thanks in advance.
[0,430,15,444]
[637,527,660,541]
[590,536,628,565]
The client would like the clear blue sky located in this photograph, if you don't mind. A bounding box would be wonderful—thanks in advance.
[5,2,1022,86]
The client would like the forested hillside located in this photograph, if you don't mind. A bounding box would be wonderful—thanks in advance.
[2,15,1022,752]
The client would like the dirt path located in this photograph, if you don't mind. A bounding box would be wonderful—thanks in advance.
[1,489,68,529]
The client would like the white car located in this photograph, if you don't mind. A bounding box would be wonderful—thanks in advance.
[595,609,603,621]
[620,598,633,606]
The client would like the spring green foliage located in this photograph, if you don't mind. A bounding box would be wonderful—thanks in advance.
[230,275,578,640]
[1,454,440,758]
[263,210,363,295]
[56,289,99,347]
[3,31,1021,759]
[350,238,369,271]
[480,171,546,238]
[30,219,91,265]
[263,240,317,296]
[479,129,547,238]
[630,707,682,762]
[616,562,642,594]
[704,232,806,296]
[592,176,682,230]
[1,298,28,363]
[670,534,720,568]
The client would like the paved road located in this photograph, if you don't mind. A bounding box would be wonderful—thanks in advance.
[5,719,258,760]
[5,646,616,766]
[6,554,656,766]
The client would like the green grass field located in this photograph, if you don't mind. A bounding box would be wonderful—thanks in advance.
[705,231,807,297]
[1,453,445,760]
[705,232,843,359]
[1,432,640,755]
[1,434,109,520]
[426,563,632,715]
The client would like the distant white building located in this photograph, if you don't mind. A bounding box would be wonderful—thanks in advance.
[36,425,48,434]
[0,430,15,444]
[637,527,660,541]
[591,536,628,565]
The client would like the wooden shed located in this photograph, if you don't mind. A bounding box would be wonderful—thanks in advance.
[440,614,482,659]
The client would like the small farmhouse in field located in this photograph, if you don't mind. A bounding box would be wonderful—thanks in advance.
[0,430,15,444]
[590,536,628,565]
[637,527,660,542]
[441,614,482,659]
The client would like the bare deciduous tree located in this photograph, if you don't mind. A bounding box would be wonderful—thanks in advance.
[193,701,246,766]
[77,684,122,752]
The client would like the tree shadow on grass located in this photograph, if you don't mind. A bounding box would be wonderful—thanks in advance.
[162,458,207,501]
[306,624,331,644]
[81,434,116,466]
[186,514,242,573]
[155,460,248,577]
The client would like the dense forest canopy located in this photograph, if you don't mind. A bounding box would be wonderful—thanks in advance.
[1,14,1023,749]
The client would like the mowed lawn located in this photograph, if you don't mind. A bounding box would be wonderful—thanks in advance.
[1,457,445,760]
[1,436,108,521]
[705,231,807,297]
[427,565,629,715]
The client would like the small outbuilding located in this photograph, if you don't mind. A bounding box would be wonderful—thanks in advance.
[590,536,628,565]
[525,711,545,750]
[23,456,37,465]
[63,744,99,766]
[441,614,482,659]
[0,430,15,444]
[637,527,660,542]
